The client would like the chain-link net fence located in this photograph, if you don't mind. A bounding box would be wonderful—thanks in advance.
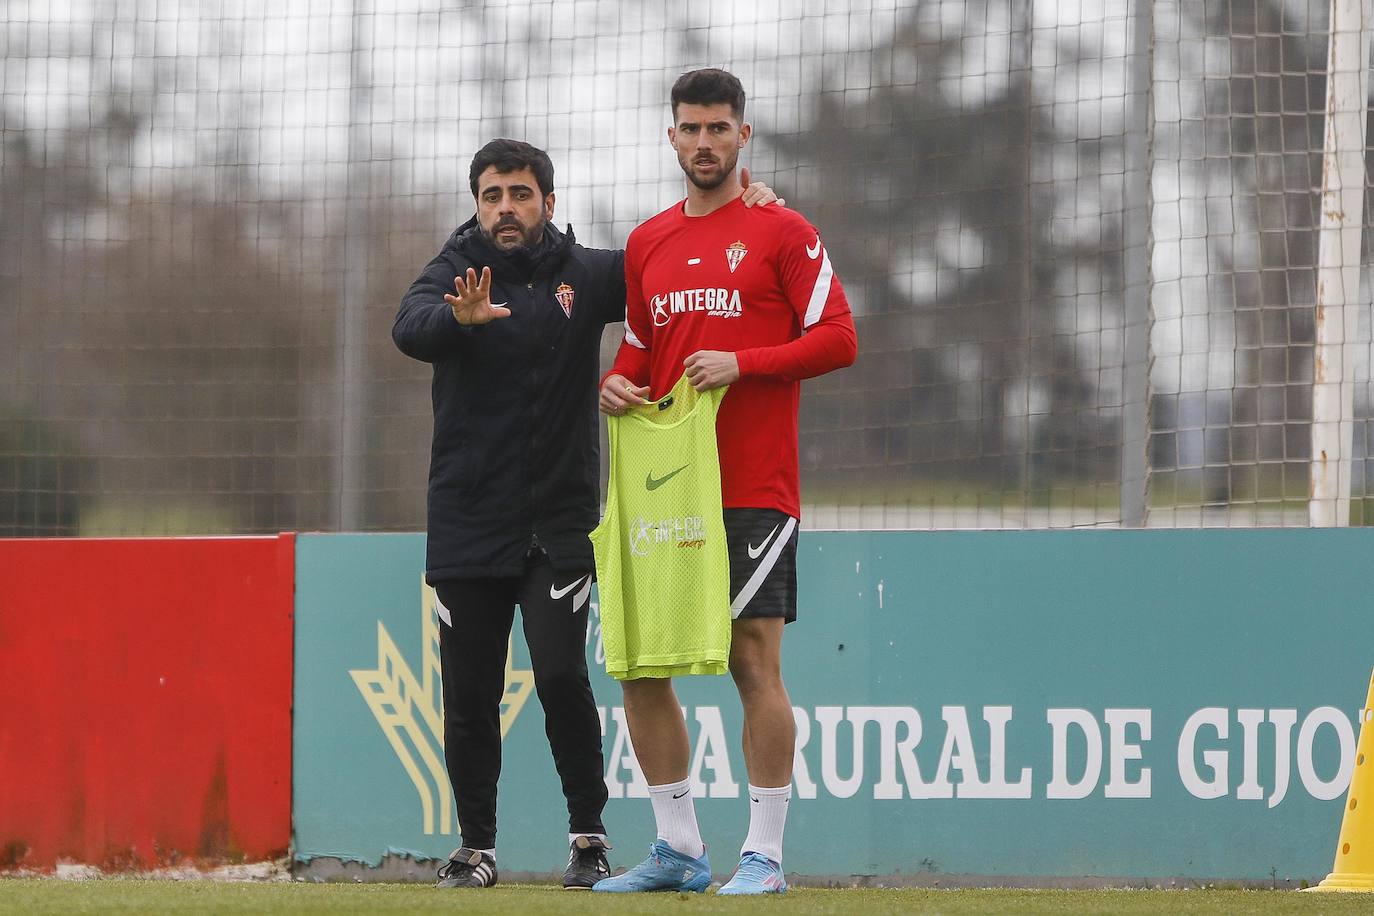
[2,0,1370,535]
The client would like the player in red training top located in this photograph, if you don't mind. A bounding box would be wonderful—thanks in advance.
[593,69,857,896]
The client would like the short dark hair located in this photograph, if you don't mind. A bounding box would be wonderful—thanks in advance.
[670,68,746,121]
[468,139,555,199]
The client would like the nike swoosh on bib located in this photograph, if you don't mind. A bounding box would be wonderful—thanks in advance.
[747,524,780,560]
[549,574,591,600]
[645,465,689,491]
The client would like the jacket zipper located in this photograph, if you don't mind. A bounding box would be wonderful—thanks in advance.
[527,280,541,555]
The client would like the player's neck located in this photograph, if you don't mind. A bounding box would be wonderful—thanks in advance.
[683,175,743,217]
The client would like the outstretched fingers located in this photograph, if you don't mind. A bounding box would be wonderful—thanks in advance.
[446,266,507,324]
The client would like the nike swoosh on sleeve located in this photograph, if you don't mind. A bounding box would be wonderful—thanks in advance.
[805,236,822,259]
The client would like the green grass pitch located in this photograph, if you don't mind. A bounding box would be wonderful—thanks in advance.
[3,880,1374,915]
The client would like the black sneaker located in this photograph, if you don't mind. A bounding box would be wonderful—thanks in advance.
[562,835,612,889]
[436,847,498,888]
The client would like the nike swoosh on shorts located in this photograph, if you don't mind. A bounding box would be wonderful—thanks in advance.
[747,524,781,560]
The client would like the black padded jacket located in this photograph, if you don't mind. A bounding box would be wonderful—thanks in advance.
[393,217,625,581]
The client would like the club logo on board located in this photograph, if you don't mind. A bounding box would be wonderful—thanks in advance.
[350,578,533,835]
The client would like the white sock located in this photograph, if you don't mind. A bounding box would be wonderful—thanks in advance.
[740,784,791,866]
[477,847,495,863]
[647,778,704,858]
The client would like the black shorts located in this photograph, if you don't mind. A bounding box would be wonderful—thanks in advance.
[725,508,798,623]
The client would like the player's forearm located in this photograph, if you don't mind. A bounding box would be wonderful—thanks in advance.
[735,318,857,381]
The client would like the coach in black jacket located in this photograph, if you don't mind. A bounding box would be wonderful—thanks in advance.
[396,207,621,582]
[393,138,620,891]
[394,139,776,891]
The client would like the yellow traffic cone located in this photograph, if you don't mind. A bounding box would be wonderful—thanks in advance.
[1307,669,1374,892]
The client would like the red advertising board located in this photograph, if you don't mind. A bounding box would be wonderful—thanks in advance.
[0,536,294,871]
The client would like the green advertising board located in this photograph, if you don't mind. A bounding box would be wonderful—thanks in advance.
[293,530,1373,882]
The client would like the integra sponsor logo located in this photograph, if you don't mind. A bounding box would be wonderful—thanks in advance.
[628,515,708,556]
[650,288,743,327]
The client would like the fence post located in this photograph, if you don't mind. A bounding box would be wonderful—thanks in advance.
[1121,0,1155,528]
[1310,0,1372,527]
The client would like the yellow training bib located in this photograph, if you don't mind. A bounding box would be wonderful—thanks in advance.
[590,374,731,680]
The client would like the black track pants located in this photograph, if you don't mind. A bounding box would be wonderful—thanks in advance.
[434,555,607,850]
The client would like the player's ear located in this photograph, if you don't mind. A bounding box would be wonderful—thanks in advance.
[738,122,752,147]
[543,191,555,221]
[668,126,677,148]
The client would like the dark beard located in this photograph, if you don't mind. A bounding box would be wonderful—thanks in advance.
[483,219,544,251]
[682,154,736,191]
[686,169,732,191]
[485,222,551,273]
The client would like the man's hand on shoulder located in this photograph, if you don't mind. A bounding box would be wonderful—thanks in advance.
[739,167,785,209]
[599,374,651,416]
[683,350,740,391]
[445,266,512,326]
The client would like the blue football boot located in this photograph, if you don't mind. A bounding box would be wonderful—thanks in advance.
[592,839,711,893]
[717,851,787,895]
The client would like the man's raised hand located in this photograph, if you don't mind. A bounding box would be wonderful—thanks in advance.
[445,267,512,326]
[739,167,785,209]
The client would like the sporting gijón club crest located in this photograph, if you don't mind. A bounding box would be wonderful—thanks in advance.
[726,241,748,273]
[555,282,575,317]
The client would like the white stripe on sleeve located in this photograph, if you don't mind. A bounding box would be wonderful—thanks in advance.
[803,249,833,328]
[623,319,646,349]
